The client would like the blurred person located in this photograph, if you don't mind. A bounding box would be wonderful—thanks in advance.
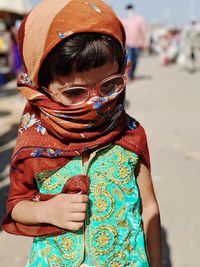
[148,35,155,55]
[158,32,171,65]
[159,30,180,66]
[181,17,200,72]
[122,4,146,80]
[2,0,161,266]
[0,20,7,84]
[5,20,22,78]
[0,21,7,55]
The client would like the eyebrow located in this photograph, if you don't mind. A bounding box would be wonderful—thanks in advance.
[57,71,119,90]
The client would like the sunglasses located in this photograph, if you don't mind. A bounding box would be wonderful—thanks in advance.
[42,74,126,106]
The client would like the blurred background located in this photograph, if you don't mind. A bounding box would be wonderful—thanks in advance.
[0,0,200,266]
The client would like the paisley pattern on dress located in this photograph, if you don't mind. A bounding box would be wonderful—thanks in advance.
[26,145,149,267]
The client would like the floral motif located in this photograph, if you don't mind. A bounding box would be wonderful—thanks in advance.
[110,260,122,267]
[95,231,110,248]
[118,166,128,178]
[127,116,137,130]
[19,113,39,134]
[31,149,42,157]
[93,101,102,110]
[47,149,60,157]
[21,73,33,85]
[57,30,74,39]
[36,124,46,135]
[62,237,74,251]
[107,251,128,267]
[31,148,61,158]
[82,2,102,13]
[19,112,47,135]
[88,96,108,108]
[57,31,65,39]
[94,198,108,212]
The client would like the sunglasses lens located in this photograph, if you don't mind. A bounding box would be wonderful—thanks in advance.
[61,87,89,105]
[100,76,125,97]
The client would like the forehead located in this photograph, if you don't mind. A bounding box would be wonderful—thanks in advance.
[51,62,119,88]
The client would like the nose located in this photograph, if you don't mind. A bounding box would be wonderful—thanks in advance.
[88,86,99,97]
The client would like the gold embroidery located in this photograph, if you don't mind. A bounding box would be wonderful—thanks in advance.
[123,187,135,195]
[30,145,146,267]
[116,220,129,228]
[124,230,132,243]
[110,261,122,267]
[92,181,106,197]
[36,173,64,192]
[47,254,65,266]
[129,153,139,165]
[53,235,78,260]
[40,247,50,257]
[124,243,133,253]
[106,251,128,267]
[91,182,115,222]
[130,262,137,267]
[95,231,110,247]
[118,166,129,178]
[94,198,108,212]
[111,188,124,201]
[132,209,137,217]
[35,170,56,180]
[137,247,147,262]
[106,170,131,185]
[35,165,74,193]
[115,205,126,219]
[92,225,118,256]
[41,178,62,191]
[116,151,127,165]
[62,237,74,251]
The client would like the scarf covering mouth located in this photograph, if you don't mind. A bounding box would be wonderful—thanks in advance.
[2,0,150,237]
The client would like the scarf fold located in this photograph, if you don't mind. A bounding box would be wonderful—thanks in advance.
[2,0,151,237]
[27,89,127,141]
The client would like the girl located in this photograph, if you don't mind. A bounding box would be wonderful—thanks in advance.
[2,0,162,266]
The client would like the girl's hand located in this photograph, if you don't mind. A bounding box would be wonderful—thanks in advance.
[40,193,88,231]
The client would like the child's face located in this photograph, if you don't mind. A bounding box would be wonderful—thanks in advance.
[46,61,122,105]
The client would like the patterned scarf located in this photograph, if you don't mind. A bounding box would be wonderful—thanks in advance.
[2,0,150,237]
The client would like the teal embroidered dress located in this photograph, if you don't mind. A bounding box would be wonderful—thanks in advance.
[26,144,149,267]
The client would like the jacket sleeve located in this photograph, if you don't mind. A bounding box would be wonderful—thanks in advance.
[1,156,89,237]
[1,156,66,237]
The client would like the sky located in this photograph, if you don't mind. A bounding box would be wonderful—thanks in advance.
[31,0,200,27]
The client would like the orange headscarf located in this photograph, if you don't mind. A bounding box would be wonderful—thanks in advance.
[2,0,150,237]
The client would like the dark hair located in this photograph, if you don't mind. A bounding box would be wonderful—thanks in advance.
[38,33,124,87]
[126,4,134,10]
